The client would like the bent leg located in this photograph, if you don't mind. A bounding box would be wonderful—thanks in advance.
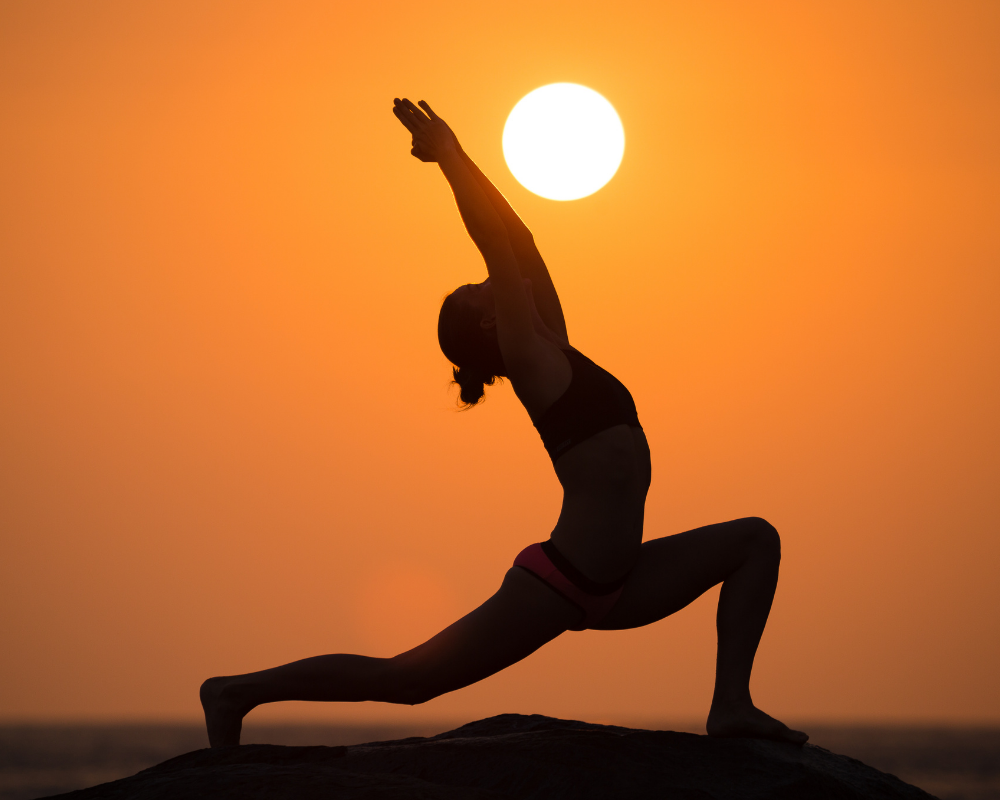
[593,517,779,632]
[593,517,807,744]
[201,566,581,747]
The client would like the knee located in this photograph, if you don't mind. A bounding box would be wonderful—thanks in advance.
[393,683,437,707]
[742,516,781,559]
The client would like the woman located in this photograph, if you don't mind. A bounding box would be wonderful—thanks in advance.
[199,98,807,748]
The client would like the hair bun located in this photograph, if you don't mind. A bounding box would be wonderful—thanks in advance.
[453,365,496,407]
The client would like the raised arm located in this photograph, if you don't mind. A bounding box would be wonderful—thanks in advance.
[393,99,568,342]
[395,99,540,373]
[455,150,568,341]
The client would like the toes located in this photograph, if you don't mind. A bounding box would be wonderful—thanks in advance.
[787,729,809,746]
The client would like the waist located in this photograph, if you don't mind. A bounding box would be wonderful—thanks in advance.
[553,425,651,493]
[550,502,644,584]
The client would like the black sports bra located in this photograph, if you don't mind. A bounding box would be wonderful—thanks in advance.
[533,348,642,462]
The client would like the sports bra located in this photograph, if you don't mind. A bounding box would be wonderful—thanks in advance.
[533,348,642,462]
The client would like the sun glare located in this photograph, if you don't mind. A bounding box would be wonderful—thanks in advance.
[502,83,625,201]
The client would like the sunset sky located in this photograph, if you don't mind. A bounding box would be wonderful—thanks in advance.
[2,1,998,726]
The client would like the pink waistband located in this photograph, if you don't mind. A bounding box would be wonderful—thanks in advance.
[513,543,624,631]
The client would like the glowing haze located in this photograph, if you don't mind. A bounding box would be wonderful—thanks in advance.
[503,83,625,200]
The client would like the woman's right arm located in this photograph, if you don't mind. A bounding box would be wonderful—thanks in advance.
[455,149,568,342]
[394,99,568,341]
[397,99,540,372]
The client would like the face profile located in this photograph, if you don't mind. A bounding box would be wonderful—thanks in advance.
[457,280,497,329]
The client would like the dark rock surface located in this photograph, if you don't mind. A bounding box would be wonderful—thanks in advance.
[43,714,938,799]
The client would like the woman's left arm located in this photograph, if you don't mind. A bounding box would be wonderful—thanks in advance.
[456,148,568,342]
[393,99,568,341]
[396,99,540,373]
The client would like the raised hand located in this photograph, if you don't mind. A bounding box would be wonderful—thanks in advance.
[392,98,458,163]
[393,98,434,161]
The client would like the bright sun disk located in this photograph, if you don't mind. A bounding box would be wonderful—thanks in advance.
[503,83,625,201]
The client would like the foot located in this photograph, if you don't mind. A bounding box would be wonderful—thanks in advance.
[200,676,246,748]
[706,701,808,745]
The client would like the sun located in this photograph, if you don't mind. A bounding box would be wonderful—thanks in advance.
[502,83,625,201]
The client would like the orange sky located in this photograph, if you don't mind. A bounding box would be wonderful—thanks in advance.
[1,1,998,726]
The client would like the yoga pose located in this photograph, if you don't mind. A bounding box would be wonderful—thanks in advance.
[200,98,808,748]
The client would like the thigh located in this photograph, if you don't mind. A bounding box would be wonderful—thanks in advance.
[389,565,582,702]
[592,518,766,631]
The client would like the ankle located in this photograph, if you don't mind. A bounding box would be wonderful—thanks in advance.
[710,688,753,711]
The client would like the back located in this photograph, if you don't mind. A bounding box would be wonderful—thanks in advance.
[532,348,642,463]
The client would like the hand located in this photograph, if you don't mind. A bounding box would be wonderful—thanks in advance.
[392,98,458,163]
[409,137,436,162]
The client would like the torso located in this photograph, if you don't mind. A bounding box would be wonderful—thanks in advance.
[512,344,651,584]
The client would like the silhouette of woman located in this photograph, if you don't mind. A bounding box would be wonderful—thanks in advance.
[199,98,808,748]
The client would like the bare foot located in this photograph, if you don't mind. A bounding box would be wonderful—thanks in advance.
[707,701,808,746]
[200,676,245,748]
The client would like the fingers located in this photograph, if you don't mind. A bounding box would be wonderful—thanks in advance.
[393,97,441,131]
[393,97,447,162]
[399,98,431,126]
[392,99,417,127]
[396,97,431,127]
[393,104,421,135]
[418,100,440,120]
[392,104,414,131]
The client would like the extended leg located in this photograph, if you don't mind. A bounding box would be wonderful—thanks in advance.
[201,567,580,747]
[594,517,807,744]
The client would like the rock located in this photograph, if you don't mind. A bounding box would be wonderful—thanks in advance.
[42,714,938,799]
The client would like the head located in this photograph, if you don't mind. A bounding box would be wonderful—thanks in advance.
[437,280,506,408]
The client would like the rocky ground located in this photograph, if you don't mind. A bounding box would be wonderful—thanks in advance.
[44,713,939,799]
